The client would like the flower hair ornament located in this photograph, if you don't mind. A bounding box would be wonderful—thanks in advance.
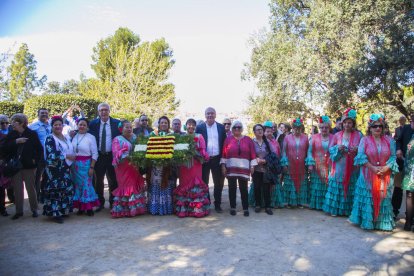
[263,121,273,128]
[342,108,357,121]
[292,118,303,127]
[368,113,384,127]
[51,115,63,121]
[319,115,331,124]
[118,121,124,133]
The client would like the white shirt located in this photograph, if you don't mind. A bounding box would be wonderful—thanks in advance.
[51,134,74,166]
[206,122,220,156]
[99,119,112,152]
[72,133,99,161]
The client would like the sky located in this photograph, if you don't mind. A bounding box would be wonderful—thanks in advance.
[0,0,270,115]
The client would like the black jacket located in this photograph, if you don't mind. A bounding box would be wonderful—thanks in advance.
[3,128,43,169]
[396,124,414,157]
[88,117,121,152]
[195,122,226,158]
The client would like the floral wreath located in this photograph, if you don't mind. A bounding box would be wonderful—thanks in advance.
[292,118,303,127]
[342,108,357,122]
[368,113,385,127]
[118,121,124,133]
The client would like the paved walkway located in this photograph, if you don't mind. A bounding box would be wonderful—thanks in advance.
[1,185,413,275]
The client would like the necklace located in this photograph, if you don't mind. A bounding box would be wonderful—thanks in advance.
[75,133,87,153]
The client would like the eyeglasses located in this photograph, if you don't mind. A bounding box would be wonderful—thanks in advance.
[232,126,242,130]
[371,125,383,129]
[0,122,8,125]
[223,123,231,126]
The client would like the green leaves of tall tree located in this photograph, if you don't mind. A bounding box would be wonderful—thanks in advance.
[84,27,179,119]
[245,0,414,123]
[7,43,46,102]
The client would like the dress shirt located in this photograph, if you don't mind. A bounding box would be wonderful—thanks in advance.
[29,120,51,147]
[99,119,112,152]
[206,122,220,156]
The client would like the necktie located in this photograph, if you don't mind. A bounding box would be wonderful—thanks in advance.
[101,122,107,152]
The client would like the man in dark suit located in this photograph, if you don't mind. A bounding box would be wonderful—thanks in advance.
[88,103,121,211]
[196,107,227,213]
[394,114,414,219]
[133,114,153,137]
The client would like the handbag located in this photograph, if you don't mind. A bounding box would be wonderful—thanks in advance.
[3,144,24,178]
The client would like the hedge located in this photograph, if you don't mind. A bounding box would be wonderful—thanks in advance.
[111,112,140,122]
[24,95,101,121]
[0,101,25,117]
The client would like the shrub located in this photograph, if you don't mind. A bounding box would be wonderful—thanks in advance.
[111,112,139,122]
[0,101,24,117]
[24,94,101,121]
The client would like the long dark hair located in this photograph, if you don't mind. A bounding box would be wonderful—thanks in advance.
[253,124,272,153]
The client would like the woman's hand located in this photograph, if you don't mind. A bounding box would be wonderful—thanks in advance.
[66,154,76,161]
[250,166,255,175]
[338,145,346,153]
[16,137,28,144]
[88,168,94,177]
[221,165,227,176]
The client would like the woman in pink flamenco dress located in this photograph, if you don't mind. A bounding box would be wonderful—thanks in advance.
[175,118,211,218]
[111,120,146,218]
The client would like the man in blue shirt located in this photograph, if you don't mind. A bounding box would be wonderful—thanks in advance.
[29,108,51,201]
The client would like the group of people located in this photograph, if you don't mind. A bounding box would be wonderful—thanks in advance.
[1,104,414,232]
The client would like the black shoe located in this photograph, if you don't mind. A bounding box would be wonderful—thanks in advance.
[255,207,261,213]
[265,208,273,215]
[95,205,104,212]
[230,209,236,216]
[77,210,84,216]
[403,222,412,231]
[298,204,304,209]
[215,206,223,213]
[32,211,38,218]
[1,210,8,217]
[86,210,94,216]
[11,213,23,220]
[243,210,249,217]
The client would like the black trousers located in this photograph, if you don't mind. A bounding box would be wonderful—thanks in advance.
[392,186,403,216]
[0,186,5,213]
[406,191,414,226]
[228,177,248,210]
[202,156,223,208]
[94,153,118,207]
[34,160,46,202]
[252,171,271,208]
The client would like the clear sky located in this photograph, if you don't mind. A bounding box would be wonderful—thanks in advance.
[0,0,270,115]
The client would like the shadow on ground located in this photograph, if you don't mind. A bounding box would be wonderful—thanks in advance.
[1,184,413,275]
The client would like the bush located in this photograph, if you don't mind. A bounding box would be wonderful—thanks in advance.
[0,101,24,117]
[111,112,139,122]
[24,95,101,121]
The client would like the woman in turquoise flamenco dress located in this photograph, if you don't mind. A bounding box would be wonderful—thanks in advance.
[349,114,398,231]
[401,131,414,231]
[281,118,309,207]
[323,108,363,216]
[306,116,334,210]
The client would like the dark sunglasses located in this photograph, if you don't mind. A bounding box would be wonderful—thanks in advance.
[232,126,242,130]
[371,125,383,129]
[1,122,8,125]
[223,123,231,126]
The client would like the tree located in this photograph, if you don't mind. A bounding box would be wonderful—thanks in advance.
[44,79,80,95]
[6,43,47,102]
[244,0,414,124]
[91,27,140,82]
[83,28,179,119]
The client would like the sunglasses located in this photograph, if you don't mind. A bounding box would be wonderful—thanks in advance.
[232,126,242,130]
[223,123,231,126]
[371,125,383,129]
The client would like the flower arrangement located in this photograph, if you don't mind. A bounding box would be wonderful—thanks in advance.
[131,134,196,168]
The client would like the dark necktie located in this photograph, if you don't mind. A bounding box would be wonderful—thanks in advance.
[101,122,107,152]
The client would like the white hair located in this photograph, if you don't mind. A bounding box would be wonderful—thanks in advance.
[205,107,216,115]
[231,120,243,130]
[97,103,110,112]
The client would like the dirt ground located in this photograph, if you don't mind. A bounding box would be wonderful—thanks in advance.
[1,184,413,276]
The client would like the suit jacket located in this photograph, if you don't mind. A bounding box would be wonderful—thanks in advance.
[88,117,121,152]
[196,122,226,157]
[396,124,414,157]
[394,126,404,140]
[133,126,153,136]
